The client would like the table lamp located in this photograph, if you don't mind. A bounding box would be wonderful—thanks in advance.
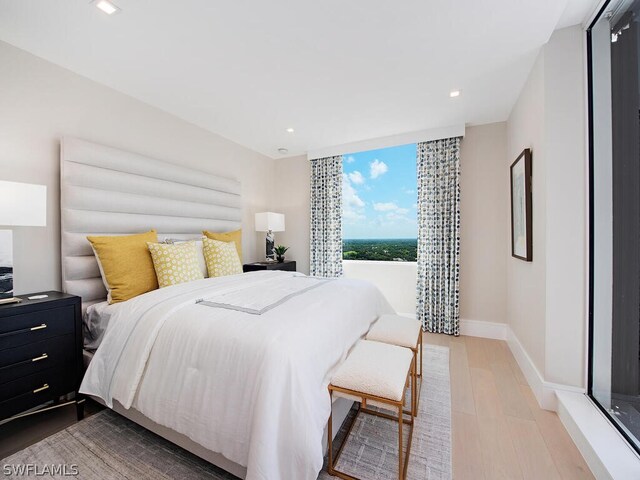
[255,212,285,261]
[0,180,47,304]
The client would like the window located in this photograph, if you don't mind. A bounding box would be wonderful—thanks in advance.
[589,0,640,454]
[342,143,417,261]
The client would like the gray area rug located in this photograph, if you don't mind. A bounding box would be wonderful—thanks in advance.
[2,344,451,479]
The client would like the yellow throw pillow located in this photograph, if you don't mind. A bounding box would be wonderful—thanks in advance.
[147,241,204,288]
[202,237,243,277]
[203,229,242,261]
[87,230,159,304]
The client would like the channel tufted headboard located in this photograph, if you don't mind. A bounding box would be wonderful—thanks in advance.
[60,137,242,310]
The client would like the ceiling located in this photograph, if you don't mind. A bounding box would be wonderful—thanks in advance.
[0,0,597,158]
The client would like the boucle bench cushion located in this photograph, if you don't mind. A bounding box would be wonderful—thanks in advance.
[330,340,413,402]
[366,314,421,349]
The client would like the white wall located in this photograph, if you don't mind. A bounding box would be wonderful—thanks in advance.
[459,123,508,325]
[506,49,548,378]
[0,40,275,295]
[273,155,311,275]
[342,261,417,314]
[506,25,587,392]
[542,26,586,388]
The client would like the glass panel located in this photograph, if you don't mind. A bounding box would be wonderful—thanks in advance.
[590,0,640,452]
[341,144,417,262]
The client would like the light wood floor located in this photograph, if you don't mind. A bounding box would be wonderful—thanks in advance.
[425,333,594,480]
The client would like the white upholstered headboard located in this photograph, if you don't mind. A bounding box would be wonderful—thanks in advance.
[60,137,242,309]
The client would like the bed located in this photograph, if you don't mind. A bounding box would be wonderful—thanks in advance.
[60,137,393,480]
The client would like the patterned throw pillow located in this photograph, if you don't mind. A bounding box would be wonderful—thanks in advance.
[202,237,243,277]
[162,238,208,278]
[203,229,242,261]
[147,241,204,288]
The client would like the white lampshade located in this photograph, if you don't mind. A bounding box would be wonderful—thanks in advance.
[0,181,47,226]
[255,212,285,232]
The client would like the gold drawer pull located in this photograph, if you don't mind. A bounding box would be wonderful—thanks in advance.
[30,324,47,331]
[33,384,49,393]
[32,353,48,362]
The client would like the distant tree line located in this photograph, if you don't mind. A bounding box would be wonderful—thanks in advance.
[342,238,417,262]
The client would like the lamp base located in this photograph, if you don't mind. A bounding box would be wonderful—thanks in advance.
[0,297,21,305]
[265,230,275,261]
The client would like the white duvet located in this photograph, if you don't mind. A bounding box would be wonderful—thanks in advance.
[80,270,393,480]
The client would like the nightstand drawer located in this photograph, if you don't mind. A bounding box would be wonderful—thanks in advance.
[0,367,70,419]
[0,334,76,385]
[0,366,70,402]
[0,306,75,351]
[243,261,297,272]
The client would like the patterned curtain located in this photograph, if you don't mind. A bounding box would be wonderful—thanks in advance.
[309,156,343,277]
[416,137,461,335]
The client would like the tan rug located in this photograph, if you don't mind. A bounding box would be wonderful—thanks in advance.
[2,344,451,479]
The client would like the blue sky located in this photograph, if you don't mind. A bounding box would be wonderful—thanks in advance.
[342,143,417,239]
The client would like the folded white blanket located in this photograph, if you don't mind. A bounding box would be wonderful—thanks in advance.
[197,274,332,314]
[80,271,394,480]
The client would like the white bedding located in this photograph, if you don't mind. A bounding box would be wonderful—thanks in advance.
[80,270,393,480]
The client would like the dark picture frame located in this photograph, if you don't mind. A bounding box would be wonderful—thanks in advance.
[510,148,532,261]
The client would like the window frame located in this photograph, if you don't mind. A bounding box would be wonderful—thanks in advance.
[586,0,640,456]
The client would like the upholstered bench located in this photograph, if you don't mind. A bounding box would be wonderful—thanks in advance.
[366,314,423,415]
[328,340,414,480]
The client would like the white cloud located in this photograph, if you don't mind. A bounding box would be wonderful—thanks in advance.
[345,155,356,163]
[342,174,366,223]
[348,171,365,185]
[372,203,409,215]
[343,209,366,222]
[385,212,414,222]
[373,202,398,212]
[369,159,388,179]
[371,211,417,230]
[403,188,415,195]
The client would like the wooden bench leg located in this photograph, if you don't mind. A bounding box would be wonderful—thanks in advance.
[398,402,403,480]
[412,352,417,417]
[420,330,423,377]
[327,390,334,475]
[415,330,423,413]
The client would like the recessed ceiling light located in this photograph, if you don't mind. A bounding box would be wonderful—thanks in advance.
[277,148,289,154]
[449,90,461,98]
[95,0,120,15]
[286,128,295,133]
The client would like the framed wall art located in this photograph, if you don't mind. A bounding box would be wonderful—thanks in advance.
[510,148,532,261]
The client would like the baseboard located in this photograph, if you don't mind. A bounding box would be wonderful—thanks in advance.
[506,327,585,411]
[506,327,547,407]
[459,319,507,340]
